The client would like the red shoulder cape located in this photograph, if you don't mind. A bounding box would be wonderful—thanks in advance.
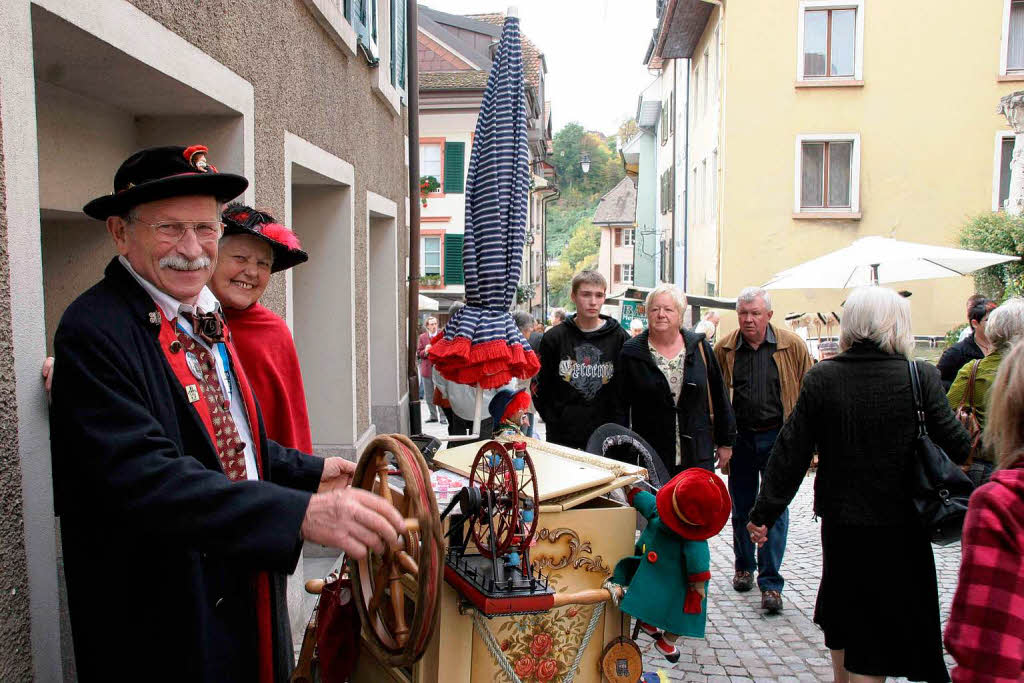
[224,303,313,454]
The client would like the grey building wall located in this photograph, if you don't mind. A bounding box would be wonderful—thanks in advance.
[128,0,410,436]
[0,101,34,681]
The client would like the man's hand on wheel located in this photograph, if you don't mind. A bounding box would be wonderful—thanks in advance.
[317,456,356,493]
[301,487,406,560]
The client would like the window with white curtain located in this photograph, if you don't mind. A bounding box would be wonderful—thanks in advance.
[795,134,861,213]
[621,264,634,283]
[1009,0,1024,71]
[422,236,441,276]
[420,143,441,183]
[623,228,635,247]
[997,134,1015,210]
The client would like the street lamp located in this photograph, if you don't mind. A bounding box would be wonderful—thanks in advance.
[580,152,591,174]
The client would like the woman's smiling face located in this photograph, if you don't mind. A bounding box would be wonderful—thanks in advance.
[209,234,273,310]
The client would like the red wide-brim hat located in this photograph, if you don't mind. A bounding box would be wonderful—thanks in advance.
[655,468,731,541]
[222,203,309,273]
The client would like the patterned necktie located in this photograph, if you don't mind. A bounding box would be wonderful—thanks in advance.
[176,329,248,481]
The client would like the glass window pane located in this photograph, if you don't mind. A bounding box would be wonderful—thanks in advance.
[420,144,441,181]
[827,141,852,207]
[1010,1,1024,70]
[1000,137,1015,208]
[801,142,825,208]
[803,10,828,77]
[423,237,440,274]
[830,9,856,77]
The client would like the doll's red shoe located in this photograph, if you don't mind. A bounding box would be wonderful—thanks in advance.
[654,636,680,663]
[637,621,663,639]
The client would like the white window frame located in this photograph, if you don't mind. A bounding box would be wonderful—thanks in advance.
[621,263,634,284]
[623,228,635,247]
[794,133,861,215]
[994,130,1017,210]
[796,0,865,83]
[1002,0,1024,75]
[421,235,442,276]
[702,46,710,114]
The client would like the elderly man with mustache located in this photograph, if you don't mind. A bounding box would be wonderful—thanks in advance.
[49,146,405,683]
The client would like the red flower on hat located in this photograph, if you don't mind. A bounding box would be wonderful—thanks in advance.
[258,222,303,250]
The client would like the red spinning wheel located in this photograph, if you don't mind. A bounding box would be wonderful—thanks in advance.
[510,442,541,556]
[349,434,443,667]
[468,441,519,558]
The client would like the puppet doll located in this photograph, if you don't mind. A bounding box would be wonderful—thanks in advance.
[607,468,731,662]
[488,388,532,439]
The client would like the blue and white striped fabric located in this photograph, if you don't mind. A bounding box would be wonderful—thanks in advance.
[428,15,539,389]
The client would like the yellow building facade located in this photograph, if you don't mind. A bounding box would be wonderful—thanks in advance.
[670,0,1021,336]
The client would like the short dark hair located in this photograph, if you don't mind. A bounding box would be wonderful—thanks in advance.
[571,270,607,295]
[968,299,997,324]
[967,294,986,308]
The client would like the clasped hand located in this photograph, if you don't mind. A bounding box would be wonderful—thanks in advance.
[746,521,768,547]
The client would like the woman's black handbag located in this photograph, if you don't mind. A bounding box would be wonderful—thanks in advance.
[907,360,975,545]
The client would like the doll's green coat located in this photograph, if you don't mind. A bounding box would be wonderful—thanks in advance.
[611,490,711,637]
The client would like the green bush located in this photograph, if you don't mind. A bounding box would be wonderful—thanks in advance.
[958,211,1024,300]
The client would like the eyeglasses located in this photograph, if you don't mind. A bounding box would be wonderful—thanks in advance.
[130,218,225,243]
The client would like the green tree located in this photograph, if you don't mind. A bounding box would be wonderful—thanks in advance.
[958,212,1024,300]
[616,117,640,145]
[548,218,600,308]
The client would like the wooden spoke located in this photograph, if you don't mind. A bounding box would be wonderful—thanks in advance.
[376,461,394,505]
[395,550,419,576]
[388,563,409,645]
[368,558,390,614]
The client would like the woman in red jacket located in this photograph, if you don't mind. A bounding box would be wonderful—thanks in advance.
[945,336,1024,682]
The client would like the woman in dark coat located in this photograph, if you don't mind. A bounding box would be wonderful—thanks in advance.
[747,287,970,683]
[617,285,736,475]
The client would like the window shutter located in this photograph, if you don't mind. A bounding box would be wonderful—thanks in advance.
[668,168,675,212]
[444,234,465,284]
[343,0,352,21]
[391,0,406,89]
[443,142,466,194]
[614,229,622,247]
[614,264,622,282]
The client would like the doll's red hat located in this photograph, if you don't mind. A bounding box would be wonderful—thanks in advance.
[655,468,731,541]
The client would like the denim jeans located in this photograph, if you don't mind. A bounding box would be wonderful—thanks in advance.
[728,428,788,592]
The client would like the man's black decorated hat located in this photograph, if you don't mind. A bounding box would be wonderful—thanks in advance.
[221,203,309,273]
[83,145,248,220]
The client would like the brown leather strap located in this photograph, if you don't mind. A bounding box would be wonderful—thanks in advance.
[958,359,981,412]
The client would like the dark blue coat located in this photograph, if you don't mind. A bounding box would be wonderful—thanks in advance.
[50,259,324,682]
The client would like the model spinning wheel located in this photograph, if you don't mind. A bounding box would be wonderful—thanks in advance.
[468,441,520,558]
[349,434,443,666]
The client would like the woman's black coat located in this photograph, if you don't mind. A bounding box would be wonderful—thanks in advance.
[616,328,736,474]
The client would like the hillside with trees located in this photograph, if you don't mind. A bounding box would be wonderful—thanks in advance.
[546,120,631,308]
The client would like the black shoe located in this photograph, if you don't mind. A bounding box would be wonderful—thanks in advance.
[761,589,783,614]
[654,637,680,663]
[733,570,754,592]
[637,621,663,640]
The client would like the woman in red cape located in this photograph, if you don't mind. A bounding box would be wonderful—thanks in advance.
[211,203,312,453]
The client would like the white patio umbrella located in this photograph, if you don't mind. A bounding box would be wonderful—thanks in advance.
[418,293,439,311]
[763,236,1018,290]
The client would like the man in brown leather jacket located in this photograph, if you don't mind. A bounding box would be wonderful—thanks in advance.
[714,286,812,615]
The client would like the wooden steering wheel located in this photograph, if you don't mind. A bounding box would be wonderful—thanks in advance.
[349,434,443,667]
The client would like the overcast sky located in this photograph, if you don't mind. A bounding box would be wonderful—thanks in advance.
[424,0,660,136]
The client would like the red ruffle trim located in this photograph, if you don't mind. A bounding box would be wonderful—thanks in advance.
[428,337,541,389]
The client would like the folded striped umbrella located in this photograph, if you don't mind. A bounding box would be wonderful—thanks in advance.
[428,14,539,389]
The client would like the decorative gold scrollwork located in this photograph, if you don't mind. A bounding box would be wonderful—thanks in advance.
[532,527,610,576]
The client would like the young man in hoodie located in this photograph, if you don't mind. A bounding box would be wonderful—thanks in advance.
[535,270,629,450]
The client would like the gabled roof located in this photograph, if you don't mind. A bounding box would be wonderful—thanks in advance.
[462,13,544,88]
[593,176,637,226]
[418,6,545,91]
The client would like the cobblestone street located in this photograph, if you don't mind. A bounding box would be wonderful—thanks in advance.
[418,419,963,681]
[642,469,963,682]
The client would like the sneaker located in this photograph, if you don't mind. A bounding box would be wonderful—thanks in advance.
[637,621,663,640]
[732,570,754,592]
[654,637,680,663]
[761,589,783,614]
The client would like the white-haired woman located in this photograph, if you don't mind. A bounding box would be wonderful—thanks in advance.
[616,284,736,477]
[947,296,1024,486]
[746,287,970,683]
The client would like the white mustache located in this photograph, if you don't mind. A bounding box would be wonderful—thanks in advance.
[159,255,211,271]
